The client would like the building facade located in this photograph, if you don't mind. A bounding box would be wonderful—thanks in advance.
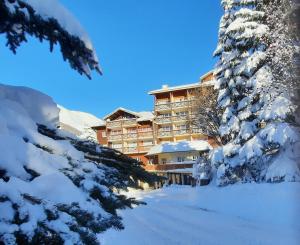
[149,71,215,146]
[92,108,155,164]
[92,71,216,185]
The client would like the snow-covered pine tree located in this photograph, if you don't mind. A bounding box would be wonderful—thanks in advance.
[262,0,300,123]
[211,0,300,186]
[0,1,162,244]
[0,0,101,79]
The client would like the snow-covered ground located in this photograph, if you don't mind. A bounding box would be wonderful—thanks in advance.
[58,105,104,141]
[100,183,300,245]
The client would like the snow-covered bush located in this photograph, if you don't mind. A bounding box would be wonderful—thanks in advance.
[211,0,300,186]
[0,84,159,244]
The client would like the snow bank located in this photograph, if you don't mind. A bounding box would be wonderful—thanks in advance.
[58,105,104,141]
[0,84,59,128]
[0,84,128,244]
[100,183,300,245]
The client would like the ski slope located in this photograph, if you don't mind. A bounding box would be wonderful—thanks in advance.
[100,183,300,245]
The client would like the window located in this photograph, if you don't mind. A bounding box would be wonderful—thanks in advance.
[176,111,188,116]
[112,144,122,149]
[111,130,121,135]
[128,142,137,147]
[160,126,172,132]
[161,158,167,164]
[127,128,137,134]
[192,155,199,161]
[138,127,152,132]
[159,113,171,118]
[101,131,107,137]
[177,157,185,162]
[176,125,187,130]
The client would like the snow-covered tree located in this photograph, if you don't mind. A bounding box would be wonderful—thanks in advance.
[0,0,102,79]
[0,1,161,244]
[262,0,300,123]
[211,0,300,186]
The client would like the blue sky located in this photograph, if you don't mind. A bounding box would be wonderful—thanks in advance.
[0,0,222,118]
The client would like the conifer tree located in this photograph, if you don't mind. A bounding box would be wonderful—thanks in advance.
[211,0,300,186]
[0,0,101,79]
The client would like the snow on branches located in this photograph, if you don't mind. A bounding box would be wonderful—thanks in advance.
[0,0,102,79]
[211,0,300,186]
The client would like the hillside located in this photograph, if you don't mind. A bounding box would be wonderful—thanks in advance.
[58,105,104,141]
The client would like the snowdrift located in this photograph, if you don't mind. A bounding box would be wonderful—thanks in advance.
[0,84,158,244]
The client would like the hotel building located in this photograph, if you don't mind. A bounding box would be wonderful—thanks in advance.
[92,71,216,185]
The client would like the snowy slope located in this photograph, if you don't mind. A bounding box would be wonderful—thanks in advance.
[58,105,104,141]
[0,84,154,244]
[100,183,300,245]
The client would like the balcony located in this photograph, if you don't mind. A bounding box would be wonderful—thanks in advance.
[173,129,189,136]
[107,134,122,141]
[172,100,190,109]
[157,131,173,138]
[155,100,195,112]
[155,117,172,124]
[106,121,122,128]
[155,103,171,111]
[122,119,137,127]
[172,114,188,122]
[123,147,138,153]
[138,131,154,139]
[191,128,202,134]
[123,133,138,140]
[139,145,153,152]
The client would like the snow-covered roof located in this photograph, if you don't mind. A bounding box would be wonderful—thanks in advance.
[103,107,140,120]
[148,80,215,95]
[146,140,212,156]
[103,107,154,122]
[137,111,155,122]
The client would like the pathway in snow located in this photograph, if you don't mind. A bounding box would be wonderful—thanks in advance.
[99,184,300,245]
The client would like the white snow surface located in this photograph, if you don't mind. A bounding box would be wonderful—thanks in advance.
[58,105,104,141]
[147,140,212,156]
[100,183,300,245]
[0,84,110,243]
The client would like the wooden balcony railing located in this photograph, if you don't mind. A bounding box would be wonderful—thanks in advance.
[138,131,154,138]
[123,133,138,140]
[155,117,172,124]
[173,129,189,136]
[155,99,197,111]
[155,103,172,111]
[106,121,122,128]
[108,131,154,141]
[108,134,122,141]
[106,119,137,128]
[157,131,172,137]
